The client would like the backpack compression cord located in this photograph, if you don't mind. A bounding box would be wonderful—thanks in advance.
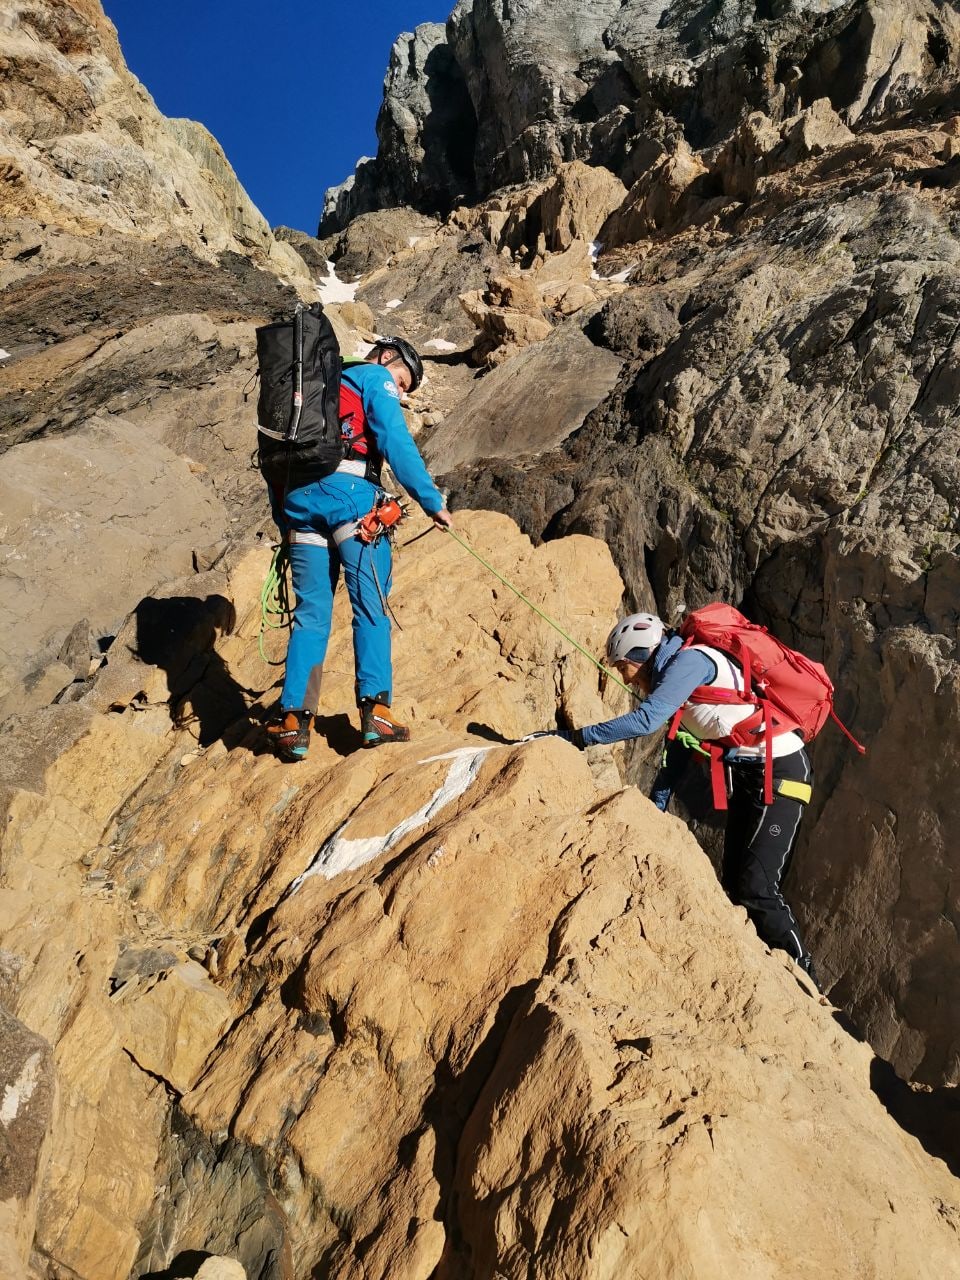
[289,302,304,443]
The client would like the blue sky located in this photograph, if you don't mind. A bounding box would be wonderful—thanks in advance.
[102,1,454,235]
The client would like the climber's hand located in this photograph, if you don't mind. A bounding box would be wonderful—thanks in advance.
[522,729,585,749]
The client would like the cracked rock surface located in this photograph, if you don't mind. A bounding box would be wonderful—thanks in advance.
[442,115,960,1088]
[4,1,960,1275]
[3,511,959,1277]
[325,0,960,225]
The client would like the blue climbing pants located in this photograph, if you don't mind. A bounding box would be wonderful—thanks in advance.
[277,473,394,712]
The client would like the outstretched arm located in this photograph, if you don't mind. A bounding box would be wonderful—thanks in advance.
[363,375,448,517]
[578,648,716,747]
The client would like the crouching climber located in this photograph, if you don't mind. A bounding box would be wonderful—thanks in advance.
[266,337,452,760]
[543,611,820,988]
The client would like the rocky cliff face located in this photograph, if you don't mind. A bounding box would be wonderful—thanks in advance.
[321,0,960,1094]
[0,0,307,272]
[4,1,960,1276]
[321,0,960,230]
[0,0,320,713]
[437,109,960,1087]
[321,23,477,232]
[3,510,960,1278]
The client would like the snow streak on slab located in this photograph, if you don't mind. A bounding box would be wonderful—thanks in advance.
[591,263,636,283]
[423,338,458,352]
[0,1050,43,1125]
[290,750,488,889]
[317,260,359,304]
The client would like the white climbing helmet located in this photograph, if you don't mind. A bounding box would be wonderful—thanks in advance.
[606,612,665,664]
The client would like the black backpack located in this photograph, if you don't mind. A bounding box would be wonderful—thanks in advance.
[256,301,344,493]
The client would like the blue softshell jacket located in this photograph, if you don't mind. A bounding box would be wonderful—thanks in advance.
[277,361,444,710]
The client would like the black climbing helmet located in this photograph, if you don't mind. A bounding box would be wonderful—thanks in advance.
[373,335,423,391]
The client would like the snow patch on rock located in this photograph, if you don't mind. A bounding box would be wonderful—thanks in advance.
[290,750,489,888]
[0,1049,43,1126]
[317,260,359,304]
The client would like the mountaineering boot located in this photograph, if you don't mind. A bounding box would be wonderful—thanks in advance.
[359,694,410,748]
[265,709,312,762]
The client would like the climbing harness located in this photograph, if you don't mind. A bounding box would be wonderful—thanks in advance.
[354,494,408,631]
[259,542,294,664]
[258,495,409,666]
[445,528,639,700]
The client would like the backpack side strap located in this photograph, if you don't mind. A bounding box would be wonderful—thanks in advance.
[829,707,867,754]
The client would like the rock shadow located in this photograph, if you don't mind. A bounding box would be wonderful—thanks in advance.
[464,721,514,744]
[313,712,363,757]
[135,594,249,747]
[135,1110,291,1280]
[140,1250,212,1279]
[421,347,473,367]
[868,1053,960,1178]
[420,42,478,210]
[420,980,539,1276]
[833,1010,960,1177]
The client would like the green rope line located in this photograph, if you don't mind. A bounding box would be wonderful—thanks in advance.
[259,542,293,665]
[446,528,640,701]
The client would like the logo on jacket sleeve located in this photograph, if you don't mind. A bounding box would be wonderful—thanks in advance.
[383,379,400,399]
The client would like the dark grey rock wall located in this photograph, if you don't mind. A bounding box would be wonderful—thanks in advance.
[442,169,960,1084]
[321,0,960,230]
[321,23,477,232]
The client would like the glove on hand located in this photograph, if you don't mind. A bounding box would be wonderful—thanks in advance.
[522,728,586,749]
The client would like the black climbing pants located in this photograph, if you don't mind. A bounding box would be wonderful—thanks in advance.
[722,748,812,962]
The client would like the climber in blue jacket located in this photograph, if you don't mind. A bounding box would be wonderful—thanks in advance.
[267,337,452,760]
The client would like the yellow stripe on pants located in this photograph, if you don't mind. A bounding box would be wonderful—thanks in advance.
[776,778,813,804]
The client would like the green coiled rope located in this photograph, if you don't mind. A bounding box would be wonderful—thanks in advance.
[259,542,294,665]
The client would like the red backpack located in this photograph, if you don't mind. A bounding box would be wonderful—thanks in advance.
[667,603,865,809]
